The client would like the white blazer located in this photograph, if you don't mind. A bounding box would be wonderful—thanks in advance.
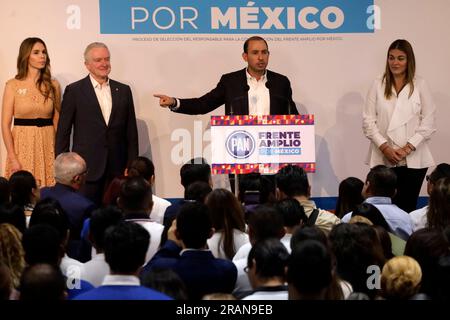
[363,76,436,169]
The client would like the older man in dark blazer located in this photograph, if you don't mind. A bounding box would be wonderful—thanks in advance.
[55,42,138,205]
[155,36,297,116]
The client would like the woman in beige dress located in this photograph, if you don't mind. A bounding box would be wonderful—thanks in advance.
[2,37,61,187]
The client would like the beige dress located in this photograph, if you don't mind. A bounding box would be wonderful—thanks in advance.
[4,79,59,187]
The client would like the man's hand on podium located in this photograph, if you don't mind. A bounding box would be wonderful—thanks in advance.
[154,94,175,108]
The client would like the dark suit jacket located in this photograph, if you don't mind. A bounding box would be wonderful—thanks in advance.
[142,241,237,300]
[40,183,95,236]
[175,68,298,115]
[55,75,138,181]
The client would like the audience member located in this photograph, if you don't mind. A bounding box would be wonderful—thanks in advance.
[19,263,67,300]
[118,176,163,263]
[0,223,25,289]
[75,222,171,300]
[80,207,123,286]
[342,165,413,240]
[242,238,289,300]
[275,165,340,235]
[287,240,333,300]
[381,256,422,300]
[206,188,248,260]
[410,163,450,230]
[40,152,95,258]
[144,202,237,300]
[335,177,364,218]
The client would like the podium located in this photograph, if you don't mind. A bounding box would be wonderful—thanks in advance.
[211,115,316,194]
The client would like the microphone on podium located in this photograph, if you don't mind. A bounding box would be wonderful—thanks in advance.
[265,81,292,115]
[230,84,250,116]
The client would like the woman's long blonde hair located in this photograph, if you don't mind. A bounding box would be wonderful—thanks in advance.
[0,223,25,289]
[15,37,55,102]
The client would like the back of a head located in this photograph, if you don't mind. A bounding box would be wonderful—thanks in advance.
[0,177,10,205]
[329,223,385,296]
[287,240,332,297]
[365,165,397,198]
[405,228,450,265]
[119,176,153,212]
[104,221,150,274]
[427,177,450,230]
[9,170,36,206]
[247,238,289,280]
[352,203,391,231]
[176,202,212,249]
[29,198,70,243]
[185,181,212,203]
[290,226,328,252]
[206,188,245,231]
[335,177,364,218]
[248,205,284,243]
[19,264,66,301]
[0,203,26,233]
[180,158,211,189]
[90,207,123,251]
[142,269,188,300]
[405,229,450,298]
[54,152,85,185]
[429,163,450,183]
[275,198,307,228]
[127,156,155,180]
[22,224,61,266]
[275,165,309,198]
[0,223,25,288]
[381,256,422,300]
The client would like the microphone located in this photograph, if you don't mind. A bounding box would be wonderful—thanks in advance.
[229,84,250,116]
[265,81,293,115]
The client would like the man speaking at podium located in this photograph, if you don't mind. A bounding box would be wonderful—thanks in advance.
[155,36,297,116]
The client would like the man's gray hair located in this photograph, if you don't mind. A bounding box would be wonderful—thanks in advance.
[54,152,86,185]
[84,42,109,62]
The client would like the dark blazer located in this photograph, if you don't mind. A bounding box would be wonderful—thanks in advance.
[55,76,138,181]
[40,183,95,238]
[175,68,298,115]
[142,241,237,300]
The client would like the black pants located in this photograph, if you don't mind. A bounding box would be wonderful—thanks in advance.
[81,156,119,207]
[392,166,428,213]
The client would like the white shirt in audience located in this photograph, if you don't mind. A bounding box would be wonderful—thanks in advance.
[207,229,249,260]
[410,205,428,231]
[150,195,171,225]
[80,253,110,287]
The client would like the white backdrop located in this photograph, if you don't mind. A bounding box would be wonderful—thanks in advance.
[1,0,449,200]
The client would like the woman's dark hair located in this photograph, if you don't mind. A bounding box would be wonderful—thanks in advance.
[335,177,364,218]
[206,189,246,259]
[9,171,37,207]
[127,157,155,180]
[0,177,10,205]
[142,269,188,300]
[427,177,450,230]
[352,203,391,232]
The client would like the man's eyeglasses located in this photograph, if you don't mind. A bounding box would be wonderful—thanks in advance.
[77,169,88,176]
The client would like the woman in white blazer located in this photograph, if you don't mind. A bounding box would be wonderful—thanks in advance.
[363,39,436,213]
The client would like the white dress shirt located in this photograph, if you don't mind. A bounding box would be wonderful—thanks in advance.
[89,74,112,125]
[246,69,270,115]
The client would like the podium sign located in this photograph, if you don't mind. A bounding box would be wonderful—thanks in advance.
[211,115,315,174]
